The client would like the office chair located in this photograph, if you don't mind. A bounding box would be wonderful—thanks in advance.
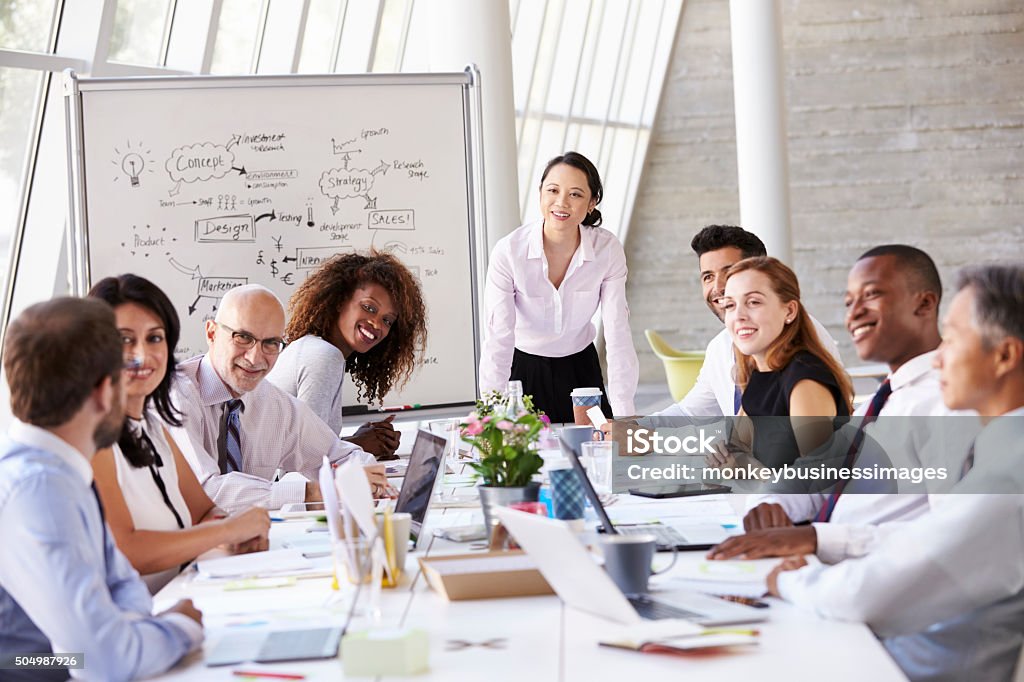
[644,329,706,402]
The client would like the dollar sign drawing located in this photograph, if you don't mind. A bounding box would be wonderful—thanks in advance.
[270,260,279,277]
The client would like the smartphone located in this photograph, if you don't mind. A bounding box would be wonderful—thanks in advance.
[628,483,731,499]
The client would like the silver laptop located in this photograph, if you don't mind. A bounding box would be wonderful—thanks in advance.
[495,507,765,627]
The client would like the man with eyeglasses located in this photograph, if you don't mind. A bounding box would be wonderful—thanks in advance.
[168,284,378,512]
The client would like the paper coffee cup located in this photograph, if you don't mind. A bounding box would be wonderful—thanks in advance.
[570,387,603,425]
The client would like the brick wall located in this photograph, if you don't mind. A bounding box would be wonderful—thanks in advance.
[625,0,1024,383]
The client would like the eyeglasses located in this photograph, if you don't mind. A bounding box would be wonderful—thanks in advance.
[216,322,286,355]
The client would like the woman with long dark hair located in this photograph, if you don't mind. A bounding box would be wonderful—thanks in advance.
[478,151,638,422]
[89,274,270,593]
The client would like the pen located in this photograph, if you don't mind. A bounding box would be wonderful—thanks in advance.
[232,671,306,680]
[713,594,770,609]
[378,403,421,411]
[272,468,283,482]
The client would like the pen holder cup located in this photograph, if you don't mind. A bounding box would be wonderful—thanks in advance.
[333,537,374,586]
[375,512,411,587]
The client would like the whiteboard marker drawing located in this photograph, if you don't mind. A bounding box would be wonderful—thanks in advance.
[112,141,153,188]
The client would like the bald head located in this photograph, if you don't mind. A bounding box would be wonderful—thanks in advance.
[216,284,284,326]
[206,285,286,397]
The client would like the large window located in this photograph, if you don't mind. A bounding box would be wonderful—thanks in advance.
[0,0,681,341]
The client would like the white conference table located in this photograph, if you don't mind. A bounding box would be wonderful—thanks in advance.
[151,460,907,681]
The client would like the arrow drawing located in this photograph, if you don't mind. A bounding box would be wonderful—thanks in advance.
[371,161,390,176]
[255,210,277,224]
[226,134,240,151]
[187,295,201,315]
[231,165,247,176]
[168,181,182,197]
[363,195,377,210]
[169,258,203,280]
[282,255,297,264]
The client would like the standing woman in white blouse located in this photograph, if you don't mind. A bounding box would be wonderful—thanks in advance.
[480,151,639,422]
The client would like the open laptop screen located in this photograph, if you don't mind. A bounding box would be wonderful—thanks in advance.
[559,435,618,536]
[395,429,445,543]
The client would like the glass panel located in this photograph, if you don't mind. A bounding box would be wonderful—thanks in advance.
[109,0,172,65]
[371,0,409,72]
[400,0,429,72]
[335,0,379,73]
[0,0,59,52]
[544,0,587,118]
[297,0,343,73]
[210,0,265,75]
[583,0,629,120]
[0,66,44,298]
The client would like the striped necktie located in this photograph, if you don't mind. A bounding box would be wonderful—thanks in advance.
[816,379,893,522]
[218,399,244,474]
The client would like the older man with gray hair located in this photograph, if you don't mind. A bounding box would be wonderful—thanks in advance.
[169,285,379,512]
[766,263,1024,682]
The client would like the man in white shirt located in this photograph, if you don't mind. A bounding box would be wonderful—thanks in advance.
[765,263,1024,682]
[0,298,202,681]
[170,285,379,513]
[709,245,978,560]
[648,225,838,418]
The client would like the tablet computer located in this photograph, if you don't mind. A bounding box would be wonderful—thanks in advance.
[628,483,732,499]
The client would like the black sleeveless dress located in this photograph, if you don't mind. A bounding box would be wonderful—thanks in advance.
[740,351,849,468]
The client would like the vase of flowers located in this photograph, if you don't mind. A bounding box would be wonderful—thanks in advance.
[462,387,549,538]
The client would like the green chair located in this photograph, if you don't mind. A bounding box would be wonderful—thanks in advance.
[645,329,706,402]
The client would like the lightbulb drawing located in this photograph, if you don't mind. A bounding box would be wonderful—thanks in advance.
[122,152,145,187]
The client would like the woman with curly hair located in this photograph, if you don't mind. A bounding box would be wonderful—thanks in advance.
[267,250,427,458]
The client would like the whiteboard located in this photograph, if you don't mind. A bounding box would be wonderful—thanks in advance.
[65,71,484,412]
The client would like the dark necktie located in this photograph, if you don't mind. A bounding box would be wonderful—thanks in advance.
[218,399,244,474]
[91,482,108,570]
[816,379,893,522]
[959,443,976,480]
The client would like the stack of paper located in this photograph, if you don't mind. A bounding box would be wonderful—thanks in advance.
[659,557,777,598]
[196,549,314,579]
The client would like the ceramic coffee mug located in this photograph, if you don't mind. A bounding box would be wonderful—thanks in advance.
[599,533,678,595]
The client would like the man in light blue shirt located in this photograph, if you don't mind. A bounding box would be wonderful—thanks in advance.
[0,297,202,682]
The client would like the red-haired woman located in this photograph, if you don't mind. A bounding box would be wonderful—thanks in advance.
[710,257,852,469]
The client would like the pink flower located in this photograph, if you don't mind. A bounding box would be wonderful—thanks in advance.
[539,414,551,425]
[482,416,492,424]
[463,421,484,436]
[496,420,514,431]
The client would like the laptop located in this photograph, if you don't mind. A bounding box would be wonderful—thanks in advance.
[393,429,446,549]
[495,507,765,626]
[205,626,342,666]
[287,429,444,554]
[560,436,731,551]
